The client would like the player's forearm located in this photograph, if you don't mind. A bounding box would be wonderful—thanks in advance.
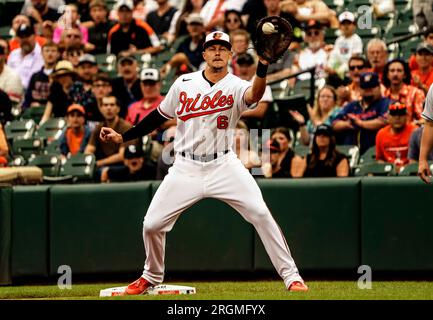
[358,118,385,131]
[246,63,268,104]
[122,109,168,142]
[419,121,433,161]
[97,153,124,167]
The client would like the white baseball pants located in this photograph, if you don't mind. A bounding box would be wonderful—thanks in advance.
[141,151,303,288]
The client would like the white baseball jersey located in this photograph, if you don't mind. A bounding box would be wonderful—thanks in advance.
[157,70,252,156]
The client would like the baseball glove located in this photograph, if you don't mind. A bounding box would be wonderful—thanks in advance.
[254,16,293,64]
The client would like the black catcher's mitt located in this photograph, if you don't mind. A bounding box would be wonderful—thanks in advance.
[254,16,293,64]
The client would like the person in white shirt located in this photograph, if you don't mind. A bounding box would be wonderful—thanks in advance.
[7,24,44,89]
[0,45,24,102]
[327,11,363,79]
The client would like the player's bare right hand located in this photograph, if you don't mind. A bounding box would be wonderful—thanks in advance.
[418,159,432,184]
[100,127,123,144]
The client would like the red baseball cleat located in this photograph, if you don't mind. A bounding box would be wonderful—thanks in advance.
[125,277,154,295]
[288,281,309,292]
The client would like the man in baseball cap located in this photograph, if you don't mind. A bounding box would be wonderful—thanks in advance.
[77,53,98,85]
[59,104,92,156]
[203,31,232,51]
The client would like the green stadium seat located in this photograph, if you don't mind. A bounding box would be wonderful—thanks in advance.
[8,155,26,167]
[325,28,340,44]
[359,145,376,165]
[27,154,62,177]
[293,79,313,102]
[59,153,96,182]
[44,139,61,154]
[336,145,360,168]
[0,26,11,39]
[354,162,396,176]
[20,105,46,123]
[12,137,44,160]
[4,119,36,141]
[387,21,418,39]
[35,118,66,142]
[398,162,433,176]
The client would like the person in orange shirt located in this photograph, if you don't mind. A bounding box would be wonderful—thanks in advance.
[382,59,425,123]
[376,102,417,171]
[59,104,92,157]
[409,26,433,72]
[412,43,433,93]
[8,15,47,52]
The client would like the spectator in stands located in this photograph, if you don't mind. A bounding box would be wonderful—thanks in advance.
[234,120,261,170]
[383,59,425,124]
[295,124,349,177]
[9,15,47,52]
[413,0,433,30]
[7,24,44,89]
[76,0,92,24]
[160,13,206,78]
[107,0,162,55]
[0,88,13,126]
[295,20,328,81]
[412,43,433,93]
[101,143,156,182]
[223,9,245,34]
[53,4,89,45]
[0,45,24,103]
[87,0,114,54]
[409,26,433,72]
[59,104,92,157]
[84,95,133,169]
[237,53,273,130]
[156,124,176,179]
[23,0,61,38]
[326,11,363,80]
[281,0,339,28]
[146,0,178,41]
[200,0,227,32]
[23,41,60,109]
[337,55,369,106]
[408,125,433,163]
[63,44,85,67]
[71,53,98,114]
[126,68,164,125]
[332,72,391,154]
[88,72,111,125]
[375,103,416,171]
[111,52,143,117]
[0,122,8,166]
[366,39,388,81]
[229,29,253,76]
[40,60,78,123]
[291,85,340,146]
[108,0,153,22]
[167,0,206,43]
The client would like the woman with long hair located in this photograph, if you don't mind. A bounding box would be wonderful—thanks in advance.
[223,9,245,34]
[290,85,340,146]
[294,124,349,178]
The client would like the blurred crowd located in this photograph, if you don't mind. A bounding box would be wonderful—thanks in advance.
[0,0,433,183]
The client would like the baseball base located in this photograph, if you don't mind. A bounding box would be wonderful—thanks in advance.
[99,284,197,297]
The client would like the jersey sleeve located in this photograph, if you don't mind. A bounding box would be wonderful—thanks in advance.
[157,79,180,119]
[422,85,433,122]
[236,78,253,113]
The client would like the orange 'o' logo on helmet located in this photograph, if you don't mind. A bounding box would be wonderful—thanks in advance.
[213,32,222,39]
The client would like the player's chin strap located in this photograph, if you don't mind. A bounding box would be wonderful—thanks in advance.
[256,61,268,78]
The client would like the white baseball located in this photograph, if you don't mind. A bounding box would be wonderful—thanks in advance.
[262,22,276,34]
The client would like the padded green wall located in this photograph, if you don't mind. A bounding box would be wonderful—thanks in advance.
[0,187,12,285]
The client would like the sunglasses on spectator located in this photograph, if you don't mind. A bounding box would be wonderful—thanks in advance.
[307,30,320,36]
[349,65,365,71]
[66,34,81,39]
[227,18,239,23]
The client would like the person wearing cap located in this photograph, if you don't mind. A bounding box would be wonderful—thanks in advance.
[23,41,60,109]
[107,0,162,56]
[295,19,328,81]
[100,30,309,293]
[0,43,24,103]
[382,59,425,124]
[337,55,371,105]
[295,124,349,178]
[376,102,416,170]
[111,51,143,117]
[146,0,178,40]
[59,104,92,157]
[8,15,47,53]
[237,53,273,130]
[89,72,112,124]
[160,13,206,78]
[126,68,165,125]
[7,23,44,89]
[87,0,115,54]
[101,143,156,182]
[409,26,433,72]
[412,43,433,92]
[326,11,363,79]
[366,39,388,82]
[332,72,391,154]
[76,54,99,88]
[40,60,77,124]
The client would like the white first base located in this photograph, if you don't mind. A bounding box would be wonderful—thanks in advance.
[99,284,196,297]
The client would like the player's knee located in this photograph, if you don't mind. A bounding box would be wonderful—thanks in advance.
[247,206,271,225]
[143,219,163,234]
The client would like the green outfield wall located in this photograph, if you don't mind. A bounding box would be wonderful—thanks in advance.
[1,177,433,285]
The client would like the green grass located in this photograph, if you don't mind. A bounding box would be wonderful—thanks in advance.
[1,281,433,300]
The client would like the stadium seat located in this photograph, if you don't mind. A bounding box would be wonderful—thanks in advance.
[44,139,60,154]
[4,119,36,141]
[34,118,66,142]
[359,145,376,165]
[293,79,313,102]
[398,162,433,176]
[27,154,62,177]
[387,21,418,40]
[8,155,26,167]
[324,28,340,44]
[20,105,46,123]
[336,145,360,168]
[0,26,11,39]
[354,162,396,176]
[12,137,44,161]
[59,153,96,182]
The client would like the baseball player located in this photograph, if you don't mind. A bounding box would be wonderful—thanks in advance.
[418,84,433,183]
[100,31,308,293]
